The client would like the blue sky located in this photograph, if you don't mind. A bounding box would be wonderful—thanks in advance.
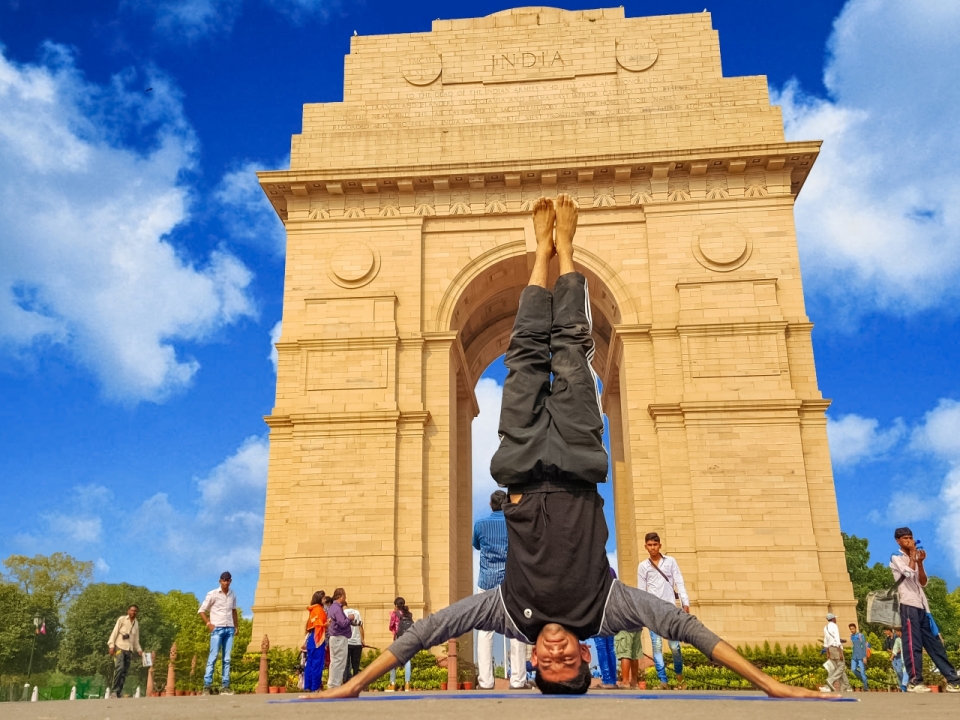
[2,0,960,616]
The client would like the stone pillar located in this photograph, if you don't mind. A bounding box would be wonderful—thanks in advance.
[257,636,270,694]
[446,639,457,692]
[163,643,177,697]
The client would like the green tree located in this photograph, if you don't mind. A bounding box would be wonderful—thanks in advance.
[2,553,93,608]
[59,583,174,679]
[0,582,60,677]
[926,576,959,648]
[155,590,208,666]
[842,533,895,628]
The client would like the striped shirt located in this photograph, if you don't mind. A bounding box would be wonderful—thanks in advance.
[472,511,508,590]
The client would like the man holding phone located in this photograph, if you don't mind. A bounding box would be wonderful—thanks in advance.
[107,604,143,697]
[890,527,960,692]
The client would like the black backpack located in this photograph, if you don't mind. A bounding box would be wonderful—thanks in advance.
[396,613,414,638]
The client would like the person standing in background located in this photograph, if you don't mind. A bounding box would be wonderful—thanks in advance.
[821,613,851,693]
[637,532,689,689]
[472,489,528,689]
[592,567,620,690]
[326,588,354,689]
[199,572,238,696]
[890,527,960,692]
[107,605,143,698]
[892,628,908,692]
[303,591,328,692]
[387,598,414,691]
[342,603,364,683]
[848,623,869,691]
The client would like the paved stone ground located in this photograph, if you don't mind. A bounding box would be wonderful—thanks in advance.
[3,690,960,720]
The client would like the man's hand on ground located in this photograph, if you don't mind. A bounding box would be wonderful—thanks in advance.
[765,680,841,700]
[303,683,362,699]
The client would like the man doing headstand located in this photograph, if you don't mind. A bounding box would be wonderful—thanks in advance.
[314,195,828,699]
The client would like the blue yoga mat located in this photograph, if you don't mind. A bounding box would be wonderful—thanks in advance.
[280,691,857,703]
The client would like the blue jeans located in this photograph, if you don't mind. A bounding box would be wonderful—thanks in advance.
[650,632,683,684]
[390,660,411,686]
[204,627,235,688]
[593,636,617,686]
[892,657,907,690]
[850,658,868,690]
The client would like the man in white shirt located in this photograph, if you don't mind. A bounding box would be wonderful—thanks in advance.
[107,605,143,698]
[637,532,689,689]
[198,571,239,695]
[342,604,365,684]
[890,527,960,692]
[821,613,851,693]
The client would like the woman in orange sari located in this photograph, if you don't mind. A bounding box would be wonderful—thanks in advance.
[303,591,328,691]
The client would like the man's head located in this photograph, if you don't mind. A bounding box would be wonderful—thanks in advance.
[332,587,347,604]
[490,490,508,512]
[884,628,893,637]
[826,613,837,624]
[849,623,857,633]
[530,623,592,694]
[644,532,662,559]
[895,527,914,552]
[127,605,138,620]
[895,628,902,636]
[219,572,232,592]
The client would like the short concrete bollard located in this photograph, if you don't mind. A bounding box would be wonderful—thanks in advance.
[256,635,270,694]
[104,688,110,700]
[134,686,141,698]
[31,686,38,702]
[70,686,76,700]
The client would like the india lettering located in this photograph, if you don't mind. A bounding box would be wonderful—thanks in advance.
[490,51,566,71]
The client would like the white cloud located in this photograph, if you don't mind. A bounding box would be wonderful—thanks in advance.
[135,435,270,577]
[827,413,904,466]
[268,320,281,373]
[124,0,242,40]
[777,0,960,315]
[42,515,103,544]
[471,378,503,524]
[264,0,335,23]
[0,45,255,403]
[213,160,287,256]
[95,558,111,574]
[909,399,960,575]
[867,491,937,526]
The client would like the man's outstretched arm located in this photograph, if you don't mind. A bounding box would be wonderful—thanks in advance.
[307,589,510,699]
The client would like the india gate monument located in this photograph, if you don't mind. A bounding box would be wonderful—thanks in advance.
[251,6,856,652]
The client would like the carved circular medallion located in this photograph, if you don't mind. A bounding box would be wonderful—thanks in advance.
[402,53,442,86]
[693,224,753,272]
[328,241,381,288]
[616,37,659,72]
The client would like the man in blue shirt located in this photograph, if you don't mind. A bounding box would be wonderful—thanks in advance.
[473,490,527,689]
[848,623,869,691]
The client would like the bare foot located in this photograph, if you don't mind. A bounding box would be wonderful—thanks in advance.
[555,193,578,274]
[531,196,556,259]
[527,197,555,288]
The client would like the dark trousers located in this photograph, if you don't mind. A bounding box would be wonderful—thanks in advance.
[901,603,959,684]
[111,649,132,696]
[342,644,363,683]
[491,273,608,487]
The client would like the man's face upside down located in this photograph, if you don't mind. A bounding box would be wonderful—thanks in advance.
[531,623,592,682]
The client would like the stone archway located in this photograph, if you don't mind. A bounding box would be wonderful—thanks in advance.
[250,6,856,652]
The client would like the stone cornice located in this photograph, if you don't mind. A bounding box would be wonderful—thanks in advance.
[259,142,819,223]
[648,399,809,428]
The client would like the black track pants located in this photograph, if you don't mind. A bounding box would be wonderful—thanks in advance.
[901,603,959,684]
[490,272,608,487]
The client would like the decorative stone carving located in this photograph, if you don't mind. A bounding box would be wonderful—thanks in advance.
[706,174,729,200]
[414,190,436,216]
[616,36,659,71]
[593,181,616,207]
[401,52,442,86]
[692,223,753,272]
[744,170,768,197]
[450,190,471,215]
[308,197,330,220]
[484,189,507,214]
[520,185,542,211]
[344,195,365,219]
[668,189,691,201]
[630,176,652,205]
[379,191,400,217]
[328,241,381,288]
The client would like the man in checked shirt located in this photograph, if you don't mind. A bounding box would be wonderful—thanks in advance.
[638,532,690,689]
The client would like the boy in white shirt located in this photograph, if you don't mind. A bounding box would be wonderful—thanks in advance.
[637,532,689,689]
